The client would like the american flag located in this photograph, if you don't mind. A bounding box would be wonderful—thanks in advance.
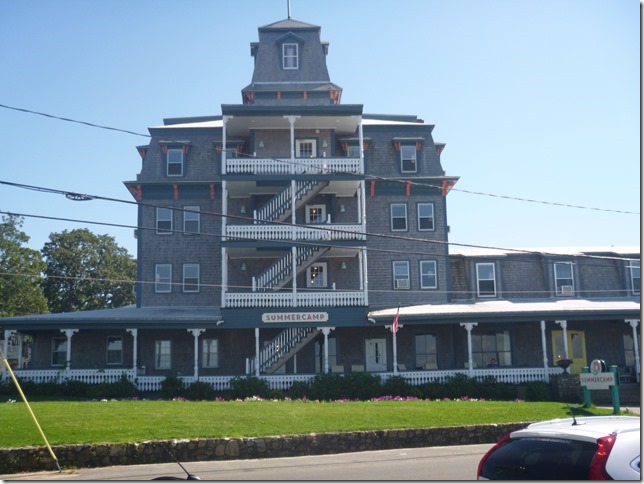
[391,307,400,334]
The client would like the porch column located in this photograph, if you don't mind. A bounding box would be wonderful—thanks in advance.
[319,327,335,373]
[540,321,550,383]
[255,328,260,377]
[460,322,478,376]
[188,329,206,380]
[555,320,569,358]
[625,319,640,382]
[61,329,79,372]
[357,116,365,174]
[126,329,138,378]
[387,323,403,375]
[2,330,14,379]
[284,115,300,170]
[222,115,230,174]
[292,246,297,306]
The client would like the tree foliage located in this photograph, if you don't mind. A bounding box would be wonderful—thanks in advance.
[41,228,136,313]
[0,214,49,317]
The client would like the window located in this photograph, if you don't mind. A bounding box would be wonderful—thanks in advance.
[155,340,171,369]
[390,203,408,231]
[282,43,299,69]
[306,204,326,223]
[183,264,200,292]
[420,260,437,289]
[307,263,327,288]
[400,145,417,173]
[184,206,200,234]
[106,336,123,365]
[315,337,337,373]
[155,264,172,293]
[629,260,640,295]
[167,148,184,176]
[51,338,67,367]
[202,338,219,368]
[476,262,496,297]
[417,203,435,231]
[624,334,635,367]
[554,262,575,296]
[415,334,437,370]
[156,207,173,234]
[296,139,316,158]
[347,145,361,158]
[472,330,512,368]
[393,261,410,289]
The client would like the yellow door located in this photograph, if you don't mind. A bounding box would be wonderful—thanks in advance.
[552,330,587,374]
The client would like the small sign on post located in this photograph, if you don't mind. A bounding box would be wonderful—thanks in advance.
[581,360,620,414]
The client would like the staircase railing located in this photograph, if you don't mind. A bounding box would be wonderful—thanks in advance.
[254,246,324,291]
[247,327,320,375]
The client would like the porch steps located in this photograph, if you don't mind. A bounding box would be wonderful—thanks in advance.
[248,327,320,375]
[255,180,329,224]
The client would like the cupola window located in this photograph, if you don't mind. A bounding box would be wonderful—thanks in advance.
[283,43,299,69]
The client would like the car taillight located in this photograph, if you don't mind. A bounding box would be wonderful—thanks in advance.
[588,434,617,480]
[477,434,511,478]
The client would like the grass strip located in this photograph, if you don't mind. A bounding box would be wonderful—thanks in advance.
[0,399,619,448]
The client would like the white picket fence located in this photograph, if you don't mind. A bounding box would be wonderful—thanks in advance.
[6,367,563,392]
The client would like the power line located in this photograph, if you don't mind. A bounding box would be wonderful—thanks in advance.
[0,102,638,216]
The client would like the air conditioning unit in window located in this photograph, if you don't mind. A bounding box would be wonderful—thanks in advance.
[559,285,574,295]
[394,279,410,290]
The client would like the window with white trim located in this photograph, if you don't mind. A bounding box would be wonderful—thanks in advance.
[184,206,200,234]
[305,204,326,224]
[393,260,410,290]
[400,145,417,173]
[415,334,437,370]
[156,207,173,234]
[167,148,184,176]
[51,337,67,367]
[347,145,361,158]
[282,43,299,69]
[296,139,316,158]
[629,260,640,295]
[183,263,200,292]
[106,336,123,365]
[155,264,172,293]
[476,262,496,297]
[420,260,437,289]
[390,203,407,231]
[155,340,171,370]
[202,338,219,368]
[554,261,575,296]
[471,330,512,368]
[417,203,435,231]
[307,263,327,288]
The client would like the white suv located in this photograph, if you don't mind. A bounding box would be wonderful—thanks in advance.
[477,416,640,480]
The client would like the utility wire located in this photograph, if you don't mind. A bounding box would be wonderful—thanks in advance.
[0,102,638,216]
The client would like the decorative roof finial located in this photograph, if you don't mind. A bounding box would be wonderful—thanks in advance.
[287,0,291,19]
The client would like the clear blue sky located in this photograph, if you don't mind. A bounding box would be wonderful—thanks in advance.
[1,0,639,257]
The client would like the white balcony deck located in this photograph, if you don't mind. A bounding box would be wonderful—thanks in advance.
[225,223,366,241]
[225,157,363,175]
[224,290,366,308]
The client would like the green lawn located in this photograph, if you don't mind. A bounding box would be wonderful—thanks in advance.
[0,399,621,448]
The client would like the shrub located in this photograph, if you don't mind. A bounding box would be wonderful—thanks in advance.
[445,373,481,399]
[382,375,416,398]
[185,381,217,401]
[287,380,310,399]
[61,379,91,398]
[90,375,138,400]
[525,381,553,402]
[159,376,185,400]
[342,372,383,400]
[229,376,270,399]
[308,373,345,401]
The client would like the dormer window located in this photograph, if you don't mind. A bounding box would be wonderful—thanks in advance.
[283,43,299,69]
[400,146,417,173]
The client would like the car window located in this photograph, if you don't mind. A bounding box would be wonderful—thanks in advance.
[479,437,598,480]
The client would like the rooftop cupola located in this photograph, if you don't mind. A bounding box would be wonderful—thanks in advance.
[241,18,343,106]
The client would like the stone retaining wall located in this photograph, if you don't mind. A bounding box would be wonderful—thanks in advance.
[0,422,531,474]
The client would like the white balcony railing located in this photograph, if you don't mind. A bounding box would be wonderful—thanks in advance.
[225,223,366,242]
[226,157,363,175]
[224,291,366,308]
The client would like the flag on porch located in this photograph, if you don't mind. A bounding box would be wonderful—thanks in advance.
[391,307,400,334]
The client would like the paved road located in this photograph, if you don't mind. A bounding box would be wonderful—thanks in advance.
[0,444,493,481]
